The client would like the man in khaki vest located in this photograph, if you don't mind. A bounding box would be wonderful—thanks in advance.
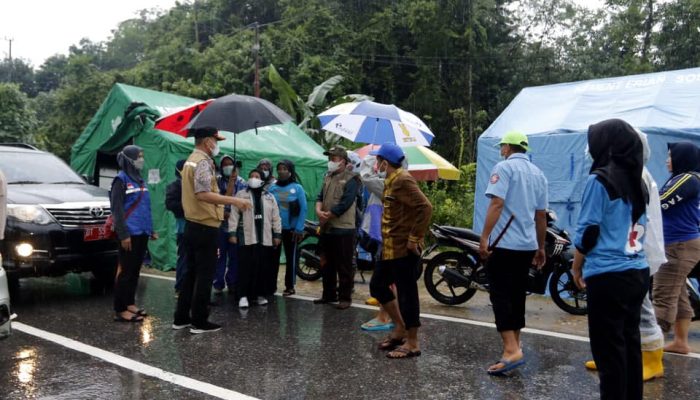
[314,145,360,310]
[173,127,250,334]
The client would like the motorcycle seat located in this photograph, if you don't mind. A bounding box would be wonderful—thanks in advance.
[438,226,481,242]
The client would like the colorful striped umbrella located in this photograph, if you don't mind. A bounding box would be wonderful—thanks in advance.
[317,101,434,147]
[355,144,460,181]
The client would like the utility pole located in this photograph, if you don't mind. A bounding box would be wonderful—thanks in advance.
[253,22,260,98]
[2,37,13,81]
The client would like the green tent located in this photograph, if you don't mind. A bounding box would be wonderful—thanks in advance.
[71,83,327,270]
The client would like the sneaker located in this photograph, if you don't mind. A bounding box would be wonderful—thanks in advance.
[189,321,222,334]
[257,296,269,306]
[172,321,191,330]
[239,297,249,308]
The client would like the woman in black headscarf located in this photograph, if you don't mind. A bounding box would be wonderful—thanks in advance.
[110,145,157,322]
[572,119,650,400]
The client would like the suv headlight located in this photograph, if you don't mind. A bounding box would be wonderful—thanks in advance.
[7,205,54,225]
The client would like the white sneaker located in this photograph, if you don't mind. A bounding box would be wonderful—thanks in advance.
[257,296,268,306]
[239,297,249,308]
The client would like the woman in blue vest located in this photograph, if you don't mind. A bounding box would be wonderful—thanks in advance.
[572,119,649,399]
[269,160,307,296]
[110,145,157,322]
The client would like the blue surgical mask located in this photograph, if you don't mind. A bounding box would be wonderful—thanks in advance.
[222,166,234,177]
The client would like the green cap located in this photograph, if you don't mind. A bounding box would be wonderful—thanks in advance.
[499,131,529,151]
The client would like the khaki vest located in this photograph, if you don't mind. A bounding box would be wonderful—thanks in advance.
[321,169,357,230]
[182,151,224,228]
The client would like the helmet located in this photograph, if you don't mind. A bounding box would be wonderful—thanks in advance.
[369,143,405,165]
[499,131,529,151]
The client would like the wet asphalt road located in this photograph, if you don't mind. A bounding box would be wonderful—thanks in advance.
[1,273,700,400]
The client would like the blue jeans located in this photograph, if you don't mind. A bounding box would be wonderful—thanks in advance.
[174,232,188,291]
[213,228,239,290]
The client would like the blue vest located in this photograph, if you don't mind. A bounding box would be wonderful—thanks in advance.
[116,171,152,236]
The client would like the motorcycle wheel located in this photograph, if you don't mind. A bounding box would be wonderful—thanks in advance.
[549,267,588,315]
[423,251,477,305]
[295,242,322,281]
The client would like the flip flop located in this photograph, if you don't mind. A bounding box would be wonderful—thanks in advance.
[387,347,422,359]
[487,358,525,376]
[378,336,406,351]
[130,308,147,316]
[361,318,395,331]
[114,314,144,323]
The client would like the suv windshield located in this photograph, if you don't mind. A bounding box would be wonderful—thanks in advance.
[0,152,84,184]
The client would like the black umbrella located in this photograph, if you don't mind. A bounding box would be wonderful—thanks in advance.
[184,93,292,142]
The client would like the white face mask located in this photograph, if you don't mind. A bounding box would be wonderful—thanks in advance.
[327,161,340,172]
[378,171,387,179]
[262,170,270,179]
[209,139,220,157]
[133,157,145,170]
[222,166,234,177]
[248,177,263,189]
[377,160,388,178]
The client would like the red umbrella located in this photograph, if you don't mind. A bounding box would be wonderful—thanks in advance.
[154,99,214,136]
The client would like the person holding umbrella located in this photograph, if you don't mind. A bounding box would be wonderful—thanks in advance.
[314,145,360,310]
[269,160,307,297]
[173,127,251,334]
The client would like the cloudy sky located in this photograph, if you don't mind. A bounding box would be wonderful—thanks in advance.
[0,0,178,67]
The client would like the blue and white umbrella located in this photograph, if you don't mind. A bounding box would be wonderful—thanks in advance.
[317,101,434,147]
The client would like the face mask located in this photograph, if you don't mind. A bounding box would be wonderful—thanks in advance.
[262,170,270,179]
[133,157,145,170]
[377,160,388,178]
[222,166,234,177]
[328,161,340,172]
[248,178,263,189]
[209,140,220,157]
[378,171,387,179]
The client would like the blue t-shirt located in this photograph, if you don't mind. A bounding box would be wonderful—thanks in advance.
[485,153,548,251]
[269,182,307,232]
[574,175,648,280]
[659,172,700,245]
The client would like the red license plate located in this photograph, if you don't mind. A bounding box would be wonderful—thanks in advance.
[84,225,108,242]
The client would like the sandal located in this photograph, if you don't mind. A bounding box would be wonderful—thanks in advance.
[387,346,422,359]
[128,307,147,316]
[283,288,296,297]
[114,313,144,323]
[378,336,406,351]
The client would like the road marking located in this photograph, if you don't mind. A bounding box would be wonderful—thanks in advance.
[12,322,258,400]
[140,273,700,359]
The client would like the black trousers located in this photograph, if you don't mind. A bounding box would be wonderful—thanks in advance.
[238,244,272,299]
[486,248,535,332]
[369,253,421,329]
[174,221,219,327]
[587,268,649,400]
[320,233,355,302]
[272,230,297,290]
[113,234,149,313]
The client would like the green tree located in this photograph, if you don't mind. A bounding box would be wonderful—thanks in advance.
[0,83,38,142]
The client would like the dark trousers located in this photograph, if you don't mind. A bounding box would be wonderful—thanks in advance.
[587,268,649,400]
[113,234,149,313]
[174,221,218,326]
[272,230,297,290]
[213,228,238,290]
[486,248,535,332]
[369,253,422,328]
[174,232,188,291]
[320,233,355,302]
[238,244,272,298]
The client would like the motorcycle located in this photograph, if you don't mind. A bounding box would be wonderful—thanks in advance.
[422,210,588,316]
[293,220,389,283]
